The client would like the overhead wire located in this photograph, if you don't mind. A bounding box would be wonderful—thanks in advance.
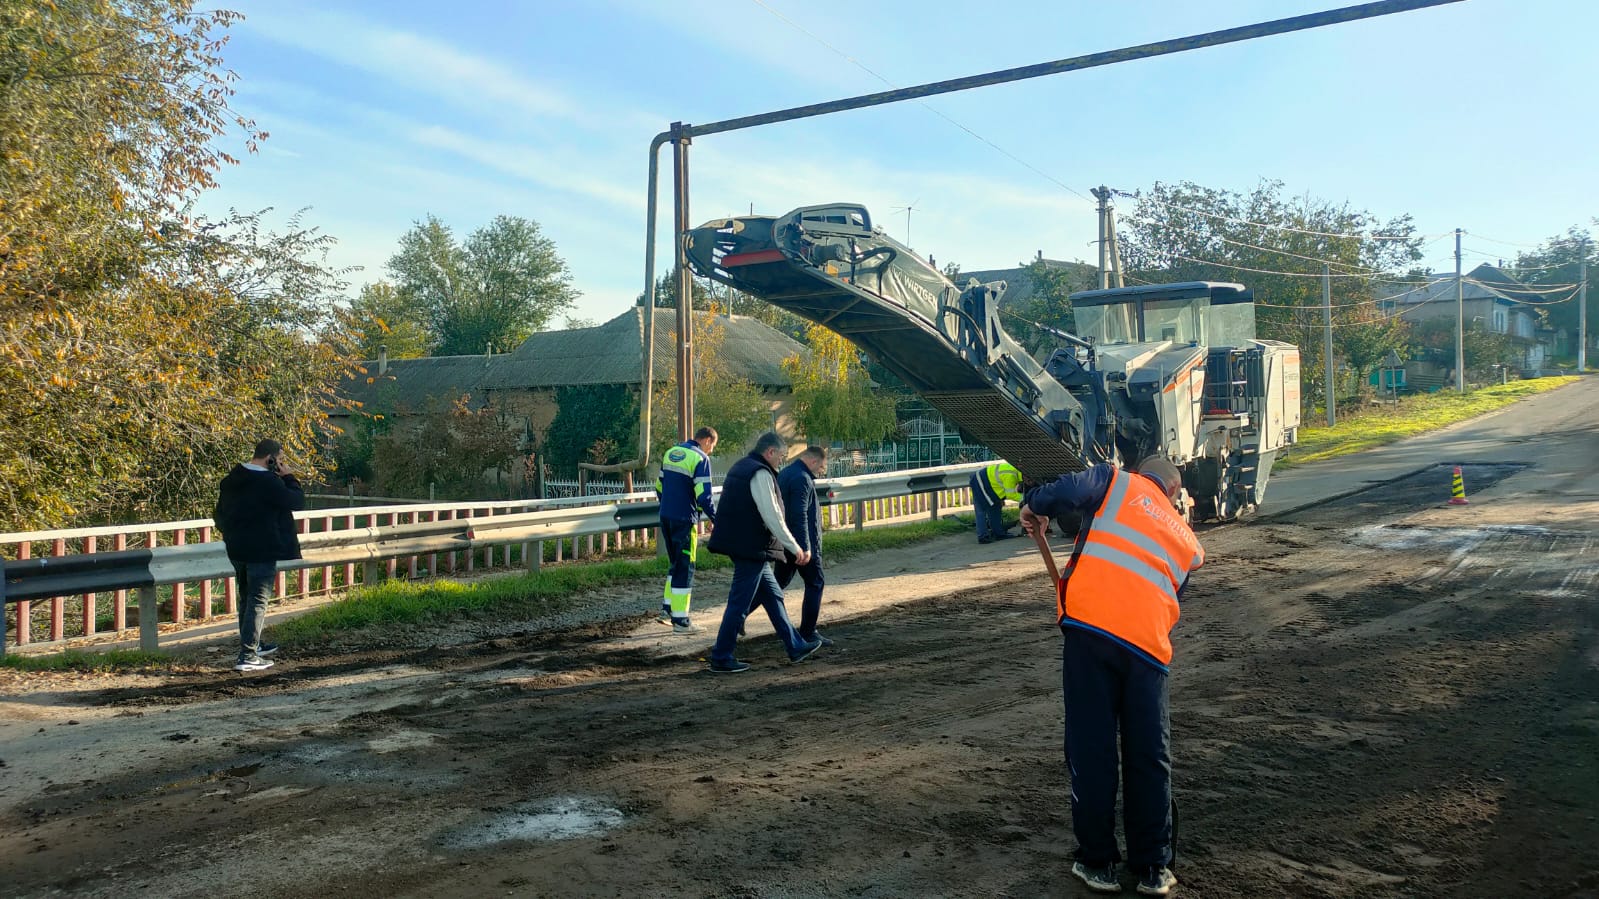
[747,0,1098,209]
[1112,188,1443,242]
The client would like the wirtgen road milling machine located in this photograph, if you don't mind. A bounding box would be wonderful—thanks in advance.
[685,203,1302,525]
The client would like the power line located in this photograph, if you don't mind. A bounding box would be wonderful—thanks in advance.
[746,0,1097,208]
[1114,187,1441,242]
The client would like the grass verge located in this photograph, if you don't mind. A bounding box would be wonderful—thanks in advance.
[0,648,179,672]
[272,514,974,643]
[1280,377,1579,468]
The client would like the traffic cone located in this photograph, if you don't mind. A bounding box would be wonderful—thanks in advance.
[1448,465,1469,505]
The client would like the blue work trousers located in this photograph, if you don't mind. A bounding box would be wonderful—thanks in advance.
[774,555,825,639]
[1061,626,1173,869]
[710,559,807,664]
[970,473,1006,541]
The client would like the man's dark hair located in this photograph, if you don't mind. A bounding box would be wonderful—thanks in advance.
[800,445,827,461]
[253,439,283,459]
[694,426,718,442]
[753,431,785,457]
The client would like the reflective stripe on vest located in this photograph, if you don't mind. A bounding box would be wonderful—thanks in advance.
[1055,467,1204,667]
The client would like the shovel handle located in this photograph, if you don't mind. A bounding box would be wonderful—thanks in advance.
[1031,526,1060,584]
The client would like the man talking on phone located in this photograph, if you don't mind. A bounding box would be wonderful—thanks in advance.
[214,439,304,672]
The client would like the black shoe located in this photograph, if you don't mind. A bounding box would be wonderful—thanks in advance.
[1072,861,1121,894]
[978,536,994,545]
[709,658,750,673]
[994,531,1018,540]
[789,637,824,663]
[799,631,834,647]
[255,643,279,657]
[1136,866,1176,896]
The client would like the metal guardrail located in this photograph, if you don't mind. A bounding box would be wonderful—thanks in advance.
[2,462,986,655]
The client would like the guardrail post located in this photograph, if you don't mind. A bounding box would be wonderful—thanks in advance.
[527,540,542,573]
[853,500,864,532]
[930,491,940,521]
[137,585,160,651]
[363,561,382,587]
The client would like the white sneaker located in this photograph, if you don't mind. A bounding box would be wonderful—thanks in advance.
[234,656,275,672]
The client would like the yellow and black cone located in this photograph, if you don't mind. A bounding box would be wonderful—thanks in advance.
[1449,465,1469,505]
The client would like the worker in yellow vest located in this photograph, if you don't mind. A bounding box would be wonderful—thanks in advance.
[969,460,1022,544]
[1019,456,1202,897]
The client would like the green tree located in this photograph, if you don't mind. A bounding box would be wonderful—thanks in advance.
[329,281,432,360]
[389,214,578,356]
[1003,258,1096,350]
[1119,179,1425,415]
[781,324,899,446]
[543,384,640,474]
[1512,225,1594,346]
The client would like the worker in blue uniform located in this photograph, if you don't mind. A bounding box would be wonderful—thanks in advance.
[654,426,718,633]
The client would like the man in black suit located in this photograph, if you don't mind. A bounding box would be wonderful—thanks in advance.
[774,445,830,645]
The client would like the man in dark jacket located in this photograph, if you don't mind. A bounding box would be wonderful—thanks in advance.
[773,445,830,645]
[214,439,304,672]
[704,432,823,673]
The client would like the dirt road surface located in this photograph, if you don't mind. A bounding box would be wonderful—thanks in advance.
[3,379,1598,898]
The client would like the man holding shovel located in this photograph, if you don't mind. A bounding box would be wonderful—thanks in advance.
[1019,456,1203,897]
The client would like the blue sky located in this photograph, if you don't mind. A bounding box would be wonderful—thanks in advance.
[203,0,1597,327]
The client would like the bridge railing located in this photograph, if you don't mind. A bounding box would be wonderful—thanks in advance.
[1,463,983,655]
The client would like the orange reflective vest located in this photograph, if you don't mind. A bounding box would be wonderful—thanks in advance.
[1056,467,1205,669]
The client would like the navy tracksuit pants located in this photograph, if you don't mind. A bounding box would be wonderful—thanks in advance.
[1061,626,1173,869]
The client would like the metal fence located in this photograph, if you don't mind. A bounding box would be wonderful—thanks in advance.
[2,463,984,655]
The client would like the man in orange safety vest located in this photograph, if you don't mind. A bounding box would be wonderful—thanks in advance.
[1019,455,1203,898]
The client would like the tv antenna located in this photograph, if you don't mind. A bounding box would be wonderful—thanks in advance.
[889,198,919,245]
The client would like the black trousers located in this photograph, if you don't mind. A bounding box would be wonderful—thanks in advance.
[1061,626,1173,870]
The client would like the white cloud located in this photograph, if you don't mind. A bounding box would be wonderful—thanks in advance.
[237,3,646,134]
[408,125,642,212]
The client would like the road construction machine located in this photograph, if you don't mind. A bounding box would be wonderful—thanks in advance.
[685,203,1301,521]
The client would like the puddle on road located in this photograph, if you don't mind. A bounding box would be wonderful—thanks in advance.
[441,796,625,849]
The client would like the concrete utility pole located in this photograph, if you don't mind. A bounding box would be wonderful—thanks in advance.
[1455,228,1465,392]
[1093,186,1111,290]
[1580,239,1589,373]
[1324,263,1336,426]
[1106,194,1126,289]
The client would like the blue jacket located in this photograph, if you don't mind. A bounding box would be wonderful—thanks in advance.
[777,459,822,556]
[655,440,716,523]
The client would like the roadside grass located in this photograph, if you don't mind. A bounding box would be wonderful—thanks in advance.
[0,648,181,672]
[1281,377,1579,468]
[272,514,973,644]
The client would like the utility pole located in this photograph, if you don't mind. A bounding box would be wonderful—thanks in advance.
[1455,228,1465,393]
[1324,263,1335,426]
[1580,239,1589,373]
[1093,186,1111,290]
[1106,192,1126,289]
[672,124,695,440]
